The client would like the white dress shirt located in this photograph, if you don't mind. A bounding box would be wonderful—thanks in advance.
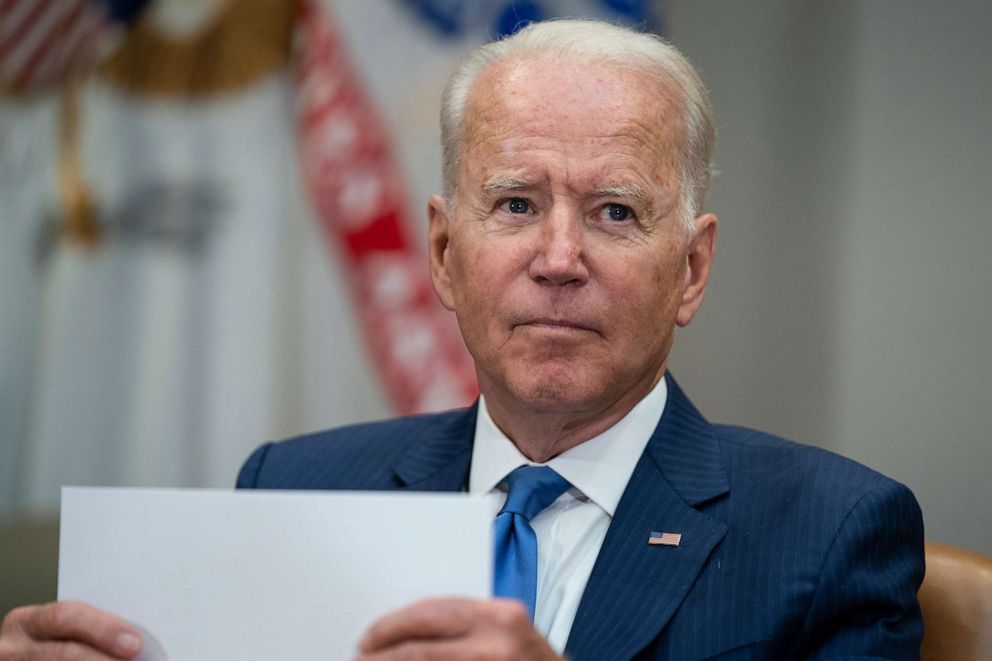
[468,377,668,653]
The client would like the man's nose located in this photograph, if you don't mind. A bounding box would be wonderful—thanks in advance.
[527,208,589,286]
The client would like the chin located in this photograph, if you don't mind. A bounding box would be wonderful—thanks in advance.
[503,365,604,412]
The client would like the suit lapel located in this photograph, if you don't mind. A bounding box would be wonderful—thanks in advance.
[391,404,478,492]
[565,374,730,660]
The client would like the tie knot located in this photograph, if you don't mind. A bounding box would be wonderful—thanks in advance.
[499,465,572,521]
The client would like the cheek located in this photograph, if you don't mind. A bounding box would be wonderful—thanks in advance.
[608,253,683,329]
[446,241,507,329]
[449,231,531,298]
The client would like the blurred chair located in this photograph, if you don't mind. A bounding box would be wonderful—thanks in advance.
[919,540,992,661]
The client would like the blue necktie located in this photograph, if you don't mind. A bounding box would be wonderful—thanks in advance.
[492,465,572,621]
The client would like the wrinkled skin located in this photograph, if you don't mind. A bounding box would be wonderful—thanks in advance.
[429,54,716,462]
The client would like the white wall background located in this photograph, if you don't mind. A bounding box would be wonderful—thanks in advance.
[666,1,991,553]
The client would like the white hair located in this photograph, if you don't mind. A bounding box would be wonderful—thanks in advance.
[440,19,716,230]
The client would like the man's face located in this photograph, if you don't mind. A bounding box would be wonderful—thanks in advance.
[429,55,716,417]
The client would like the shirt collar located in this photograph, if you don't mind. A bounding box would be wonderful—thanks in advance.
[468,377,667,517]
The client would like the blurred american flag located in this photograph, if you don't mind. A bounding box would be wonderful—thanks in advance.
[0,0,150,95]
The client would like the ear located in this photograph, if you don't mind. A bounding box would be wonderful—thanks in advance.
[676,212,717,327]
[428,194,456,311]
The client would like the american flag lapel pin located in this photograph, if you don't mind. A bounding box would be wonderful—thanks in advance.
[648,531,682,546]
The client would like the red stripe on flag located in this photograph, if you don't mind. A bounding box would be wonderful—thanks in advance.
[10,0,86,89]
[0,0,55,61]
[296,0,477,413]
[1,0,115,93]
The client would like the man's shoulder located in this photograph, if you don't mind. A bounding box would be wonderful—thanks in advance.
[714,423,894,480]
[711,422,917,520]
[663,374,912,507]
[236,407,476,490]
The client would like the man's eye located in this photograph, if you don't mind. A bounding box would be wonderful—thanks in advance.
[604,203,632,222]
[501,198,531,214]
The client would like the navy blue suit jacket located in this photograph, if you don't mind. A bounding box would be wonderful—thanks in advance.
[237,374,924,660]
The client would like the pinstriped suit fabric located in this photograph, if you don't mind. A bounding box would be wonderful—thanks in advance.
[236,374,924,660]
[236,406,477,492]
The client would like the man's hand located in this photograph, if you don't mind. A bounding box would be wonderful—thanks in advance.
[356,597,562,661]
[0,601,141,660]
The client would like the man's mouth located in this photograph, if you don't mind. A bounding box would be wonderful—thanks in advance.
[518,318,599,335]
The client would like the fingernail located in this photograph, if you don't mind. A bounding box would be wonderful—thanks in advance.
[116,632,141,654]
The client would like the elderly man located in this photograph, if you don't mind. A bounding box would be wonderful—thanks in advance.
[1,19,923,661]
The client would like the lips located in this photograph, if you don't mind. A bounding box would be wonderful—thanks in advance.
[516,317,600,335]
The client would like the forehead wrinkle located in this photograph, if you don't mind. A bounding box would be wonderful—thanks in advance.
[460,60,685,215]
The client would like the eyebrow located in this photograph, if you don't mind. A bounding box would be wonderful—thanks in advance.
[593,183,650,203]
[481,176,534,194]
[483,179,650,198]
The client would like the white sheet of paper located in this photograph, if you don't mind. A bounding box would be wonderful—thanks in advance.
[59,487,494,660]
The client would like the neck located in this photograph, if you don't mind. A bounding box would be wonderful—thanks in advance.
[481,368,666,463]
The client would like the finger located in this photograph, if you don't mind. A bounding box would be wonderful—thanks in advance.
[356,638,467,661]
[8,601,141,658]
[10,639,128,661]
[359,598,476,653]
